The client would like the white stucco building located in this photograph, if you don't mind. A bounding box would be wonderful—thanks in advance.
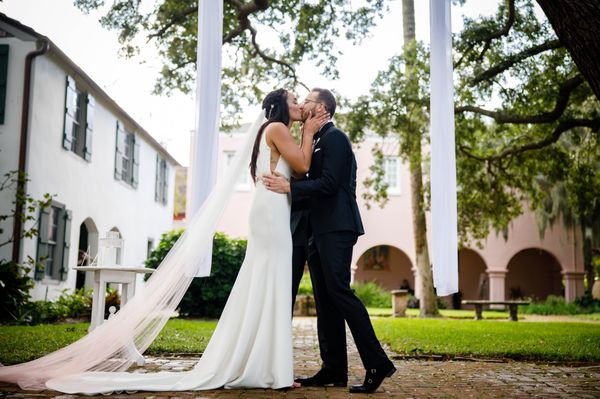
[0,14,179,300]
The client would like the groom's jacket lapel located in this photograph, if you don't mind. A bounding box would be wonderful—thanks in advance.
[290,123,364,236]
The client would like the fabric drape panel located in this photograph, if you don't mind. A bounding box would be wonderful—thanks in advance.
[187,0,223,277]
[429,0,458,296]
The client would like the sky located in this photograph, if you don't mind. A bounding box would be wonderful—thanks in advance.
[1,0,503,166]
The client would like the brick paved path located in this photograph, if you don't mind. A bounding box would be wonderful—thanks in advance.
[1,317,599,398]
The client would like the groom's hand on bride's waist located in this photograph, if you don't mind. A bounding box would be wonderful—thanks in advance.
[262,172,291,194]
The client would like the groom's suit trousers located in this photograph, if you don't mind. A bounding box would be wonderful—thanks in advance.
[308,231,390,372]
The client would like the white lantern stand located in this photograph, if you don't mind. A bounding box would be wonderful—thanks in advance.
[73,231,155,365]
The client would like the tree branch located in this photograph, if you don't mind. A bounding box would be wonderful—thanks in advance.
[147,6,197,42]
[455,74,585,124]
[460,117,600,161]
[472,39,563,83]
[476,0,516,61]
[223,0,270,44]
[248,26,309,91]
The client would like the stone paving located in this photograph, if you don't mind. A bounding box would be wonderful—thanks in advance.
[1,317,599,398]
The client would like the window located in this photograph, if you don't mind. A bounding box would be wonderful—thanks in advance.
[383,157,401,195]
[0,44,8,124]
[224,151,250,191]
[114,121,140,188]
[36,203,72,281]
[147,238,154,258]
[62,76,94,160]
[155,154,169,205]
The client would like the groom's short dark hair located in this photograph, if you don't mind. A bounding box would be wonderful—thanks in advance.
[312,88,336,117]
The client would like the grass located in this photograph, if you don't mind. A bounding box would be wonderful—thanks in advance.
[1,316,599,366]
[372,317,600,362]
[0,319,217,366]
[367,307,511,319]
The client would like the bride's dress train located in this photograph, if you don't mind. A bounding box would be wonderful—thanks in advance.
[46,131,294,394]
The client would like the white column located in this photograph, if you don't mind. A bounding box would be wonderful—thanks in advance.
[187,0,223,217]
[429,0,458,296]
[488,270,506,309]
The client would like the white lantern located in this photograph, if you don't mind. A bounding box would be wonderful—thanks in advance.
[96,231,123,267]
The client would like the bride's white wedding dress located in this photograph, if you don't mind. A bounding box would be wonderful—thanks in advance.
[45,133,294,394]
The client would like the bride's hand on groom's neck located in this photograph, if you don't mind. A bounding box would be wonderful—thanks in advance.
[303,110,330,136]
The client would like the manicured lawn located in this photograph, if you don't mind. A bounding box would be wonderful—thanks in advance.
[2,317,598,366]
[372,317,600,362]
[367,307,511,319]
[0,319,217,366]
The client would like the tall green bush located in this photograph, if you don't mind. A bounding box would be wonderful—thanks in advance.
[0,258,35,322]
[145,230,247,318]
[351,281,392,308]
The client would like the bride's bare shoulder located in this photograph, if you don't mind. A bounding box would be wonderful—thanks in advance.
[265,122,290,144]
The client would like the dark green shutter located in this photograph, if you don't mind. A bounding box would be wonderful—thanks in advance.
[114,121,124,179]
[163,161,169,204]
[52,208,65,280]
[35,206,50,280]
[0,44,8,124]
[132,135,140,188]
[63,76,77,150]
[59,210,72,281]
[155,154,160,201]
[84,94,94,161]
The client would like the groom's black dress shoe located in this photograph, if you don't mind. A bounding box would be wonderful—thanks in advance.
[295,368,347,387]
[349,362,396,393]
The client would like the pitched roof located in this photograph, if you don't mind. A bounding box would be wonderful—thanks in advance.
[0,12,181,166]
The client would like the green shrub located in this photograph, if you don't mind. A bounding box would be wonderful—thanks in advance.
[522,294,600,315]
[146,230,247,318]
[5,288,120,325]
[351,281,392,308]
[0,258,35,322]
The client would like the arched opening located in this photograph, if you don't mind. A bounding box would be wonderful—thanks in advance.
[506,248,563,301]
[456,248,488,309]
[354,245,414,292]
[76,218,99,289]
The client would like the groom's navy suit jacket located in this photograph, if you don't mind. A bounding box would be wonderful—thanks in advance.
[290,122,364,237]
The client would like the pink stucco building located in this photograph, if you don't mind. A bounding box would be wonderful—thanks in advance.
[178,124,586,305]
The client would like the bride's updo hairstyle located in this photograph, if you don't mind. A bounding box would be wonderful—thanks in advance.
[250,88,290,183]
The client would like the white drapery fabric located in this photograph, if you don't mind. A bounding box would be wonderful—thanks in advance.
[186,0,223,277]
[0,113,266,391]
[429,0,459,296]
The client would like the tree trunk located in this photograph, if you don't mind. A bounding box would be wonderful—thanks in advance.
[536,0,600,101]
[402,0,439,317]
[582,223,595,294]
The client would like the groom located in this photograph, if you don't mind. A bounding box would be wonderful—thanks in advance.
[263,88,396,394]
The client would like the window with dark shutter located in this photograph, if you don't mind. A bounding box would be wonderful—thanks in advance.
[63,76,77,150]
[155,155,169,205]
[0,44,8,125]
[154,154,161,201]
[35,206,50,280]
[115,121,139,187]
[115,121,125,179]
[84,95,94,161]
[62,76,90,160]
[59,210,72,281]
[37,203,71,281]
[132,135,140,188]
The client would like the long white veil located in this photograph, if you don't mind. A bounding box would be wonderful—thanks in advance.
[0,112,266,391]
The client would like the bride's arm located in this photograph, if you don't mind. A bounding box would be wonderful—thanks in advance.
[267,112,329,174]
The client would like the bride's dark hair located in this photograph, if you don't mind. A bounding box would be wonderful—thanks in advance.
[250,88,290,183]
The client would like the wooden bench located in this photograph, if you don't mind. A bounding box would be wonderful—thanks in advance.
[461,300,530,321]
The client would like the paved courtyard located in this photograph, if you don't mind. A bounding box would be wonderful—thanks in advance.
[1,317,599,398]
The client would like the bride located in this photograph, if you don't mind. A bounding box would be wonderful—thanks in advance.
[0,89,329,394]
